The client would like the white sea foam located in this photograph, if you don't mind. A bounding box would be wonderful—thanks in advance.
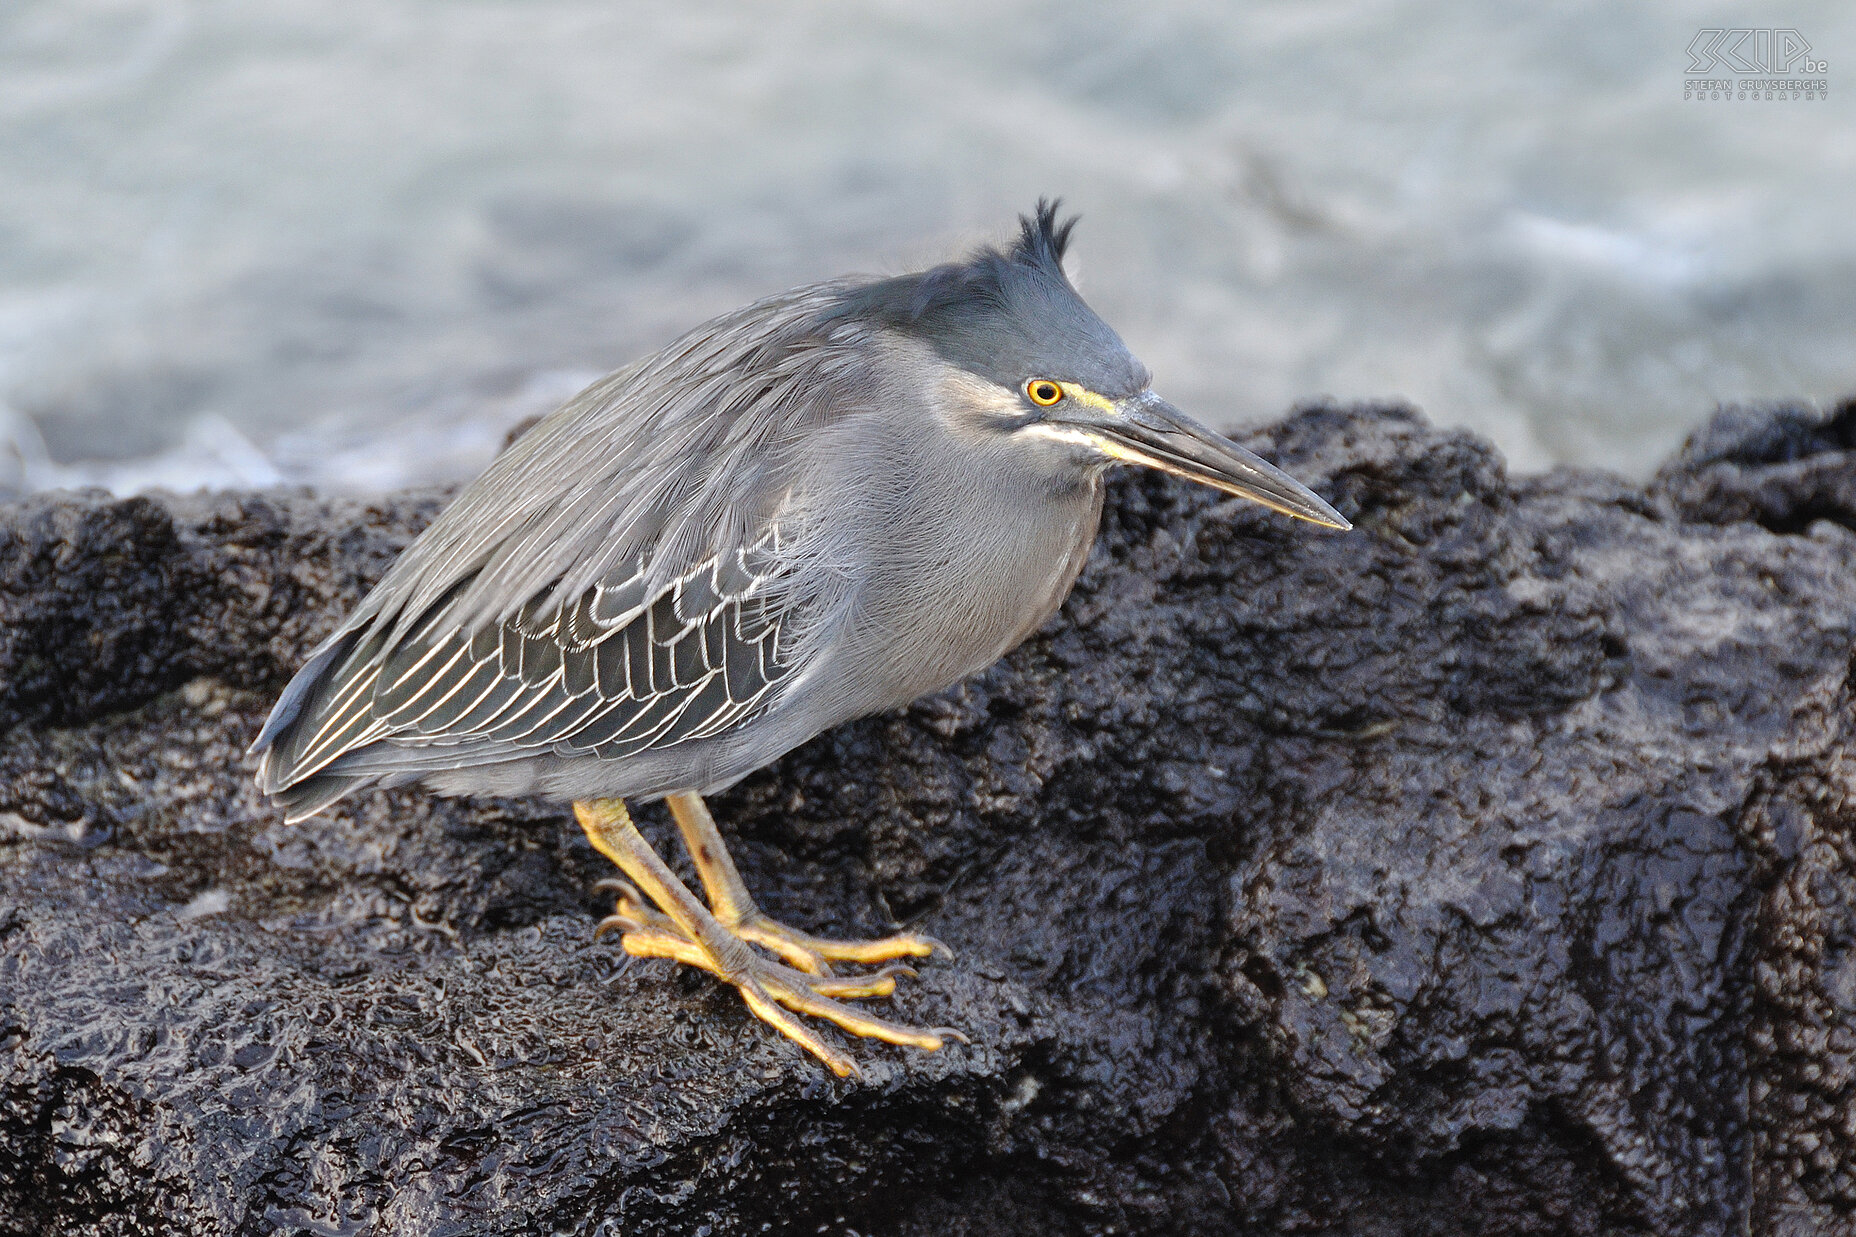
[1,1,1850,496]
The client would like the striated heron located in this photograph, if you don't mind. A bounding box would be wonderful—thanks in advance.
[253,202,1349,1078]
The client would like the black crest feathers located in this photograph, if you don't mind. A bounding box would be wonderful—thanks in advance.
[1011,197,1078,277]
[821,198,1143,395]
[823,199,1081,333]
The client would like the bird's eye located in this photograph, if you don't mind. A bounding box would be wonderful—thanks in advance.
[1025,379,1063,407]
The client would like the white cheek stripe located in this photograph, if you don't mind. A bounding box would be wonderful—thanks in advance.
[1018,422,1163,470]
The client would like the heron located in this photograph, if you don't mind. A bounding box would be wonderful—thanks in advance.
[253,202,1349,1078]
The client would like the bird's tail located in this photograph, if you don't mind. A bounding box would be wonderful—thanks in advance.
[270,771,381,824]
[251,627,385,819]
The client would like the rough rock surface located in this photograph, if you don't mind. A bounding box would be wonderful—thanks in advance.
[2,401,1854,1236]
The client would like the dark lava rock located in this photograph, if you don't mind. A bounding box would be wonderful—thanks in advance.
[3,401,1855,1236]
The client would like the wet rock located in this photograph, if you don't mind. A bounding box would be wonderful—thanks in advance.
[2,401,1853,1236]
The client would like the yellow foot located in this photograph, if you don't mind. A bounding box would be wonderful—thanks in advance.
[593,879,964,1079]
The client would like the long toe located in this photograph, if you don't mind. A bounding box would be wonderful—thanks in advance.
[733,914,949,974]
[753,964,954,1053]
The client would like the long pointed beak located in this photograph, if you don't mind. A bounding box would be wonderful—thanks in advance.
[1061,393,1350,529]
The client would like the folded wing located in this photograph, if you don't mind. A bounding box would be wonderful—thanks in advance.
[256,525,800,820]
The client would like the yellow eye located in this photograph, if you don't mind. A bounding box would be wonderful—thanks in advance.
[1025,379,1063,407]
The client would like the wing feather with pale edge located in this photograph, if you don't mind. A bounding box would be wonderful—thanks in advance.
[259,525,799,794]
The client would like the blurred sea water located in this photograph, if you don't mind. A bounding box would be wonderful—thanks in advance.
[1,0,1851,495]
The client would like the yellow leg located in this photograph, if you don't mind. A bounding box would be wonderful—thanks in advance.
[664,791,948,975]
[573,799,962,1078]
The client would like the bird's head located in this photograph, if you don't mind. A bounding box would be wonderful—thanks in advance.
[827,201,1349,530]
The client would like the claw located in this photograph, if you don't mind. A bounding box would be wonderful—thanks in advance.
[593,912,641,941]
[592,877,643,903]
